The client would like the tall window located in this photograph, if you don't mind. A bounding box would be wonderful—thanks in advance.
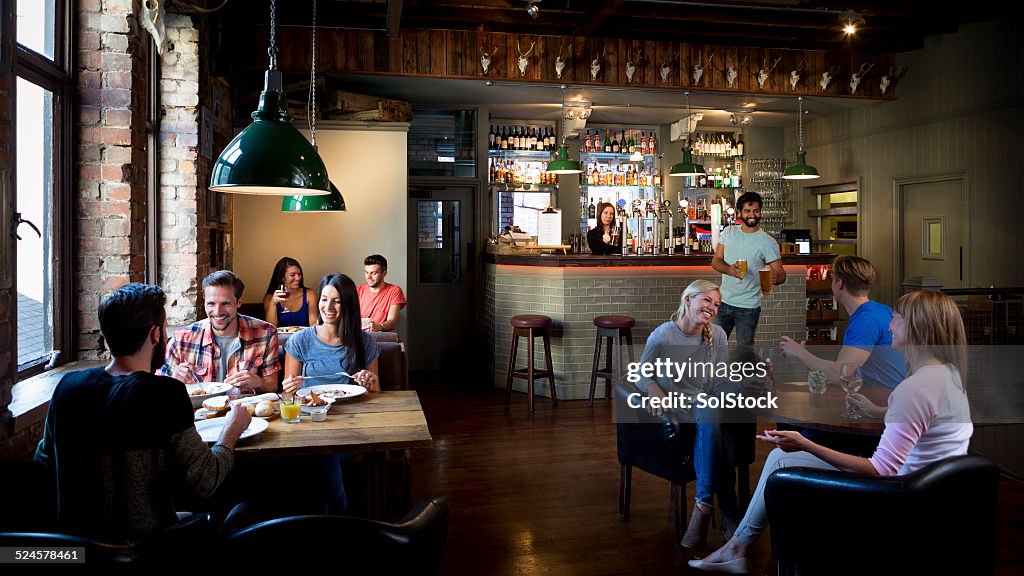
[14,0,70,378]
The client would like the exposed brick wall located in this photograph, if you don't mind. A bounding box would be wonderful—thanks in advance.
[159,14,202,325]
[76,0,150,359]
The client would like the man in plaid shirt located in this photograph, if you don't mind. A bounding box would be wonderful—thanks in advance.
[161,270,280,392]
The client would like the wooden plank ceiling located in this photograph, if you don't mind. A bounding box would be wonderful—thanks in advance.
[237,0,975,54]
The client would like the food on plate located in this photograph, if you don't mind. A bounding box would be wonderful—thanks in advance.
[190,388,206,396]
[277,326,302,334]
[202,395,230,413]
[316,388,348,401]
[255,400,275,417]
[301,390,328,406]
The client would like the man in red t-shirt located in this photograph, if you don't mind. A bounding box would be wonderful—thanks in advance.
[357,254,407,333]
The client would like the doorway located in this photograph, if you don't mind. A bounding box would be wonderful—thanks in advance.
[896,172,969,294]
[407,185,476,372]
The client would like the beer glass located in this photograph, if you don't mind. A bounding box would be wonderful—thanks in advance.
[759,268,773,294]
[736,259,748,277]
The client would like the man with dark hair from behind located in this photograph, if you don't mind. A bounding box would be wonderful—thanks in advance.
[358,254,407,333]
[35,283,251,540]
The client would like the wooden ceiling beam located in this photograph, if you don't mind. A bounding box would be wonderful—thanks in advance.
[573,0,626,38]
[387,0,404,37]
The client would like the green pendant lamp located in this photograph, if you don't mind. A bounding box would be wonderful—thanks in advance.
[783,97,821,180]
[282,182,346,212]
[547,87,583,175]
[209,0,330,196]
[669,91,706,177]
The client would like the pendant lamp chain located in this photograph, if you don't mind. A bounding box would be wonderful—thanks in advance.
[560,85,567,146]
[797,96,804,153]
[268,0,278,69]
[309,0,318,147]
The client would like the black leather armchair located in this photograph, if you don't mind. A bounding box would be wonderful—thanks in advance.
[223,496,449,574]
[765,454,999,576]
[615,384,755,542]
[0,512,213,566]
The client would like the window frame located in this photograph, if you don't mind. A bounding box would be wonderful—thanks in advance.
[13,0,73,380]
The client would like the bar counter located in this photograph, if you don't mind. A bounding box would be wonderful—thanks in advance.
[486,253,834,401]
[485,253,836,267]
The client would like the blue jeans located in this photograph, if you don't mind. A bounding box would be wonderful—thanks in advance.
[715,302,761,347]
[693,406,739,519]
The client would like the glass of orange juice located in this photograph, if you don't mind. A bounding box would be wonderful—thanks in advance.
[280,395,302,423]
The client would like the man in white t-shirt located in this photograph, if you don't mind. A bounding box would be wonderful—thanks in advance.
[711,191,786,346]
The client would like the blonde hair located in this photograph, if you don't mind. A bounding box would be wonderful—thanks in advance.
[672,280,720,361]
[894,290,968,380]
[832,255,876,296]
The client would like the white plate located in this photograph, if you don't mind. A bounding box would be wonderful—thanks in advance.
[185,382,232,410]
[194,417,268,443]
[296,384,367,402]
[277,326,303,334]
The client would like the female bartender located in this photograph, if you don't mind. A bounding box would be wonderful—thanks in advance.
[587,202,621,255]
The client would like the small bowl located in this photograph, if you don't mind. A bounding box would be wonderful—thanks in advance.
[185,382,232,409]
[300,396,335,414]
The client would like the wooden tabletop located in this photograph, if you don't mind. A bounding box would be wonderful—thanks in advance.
[756,382,892,437]
[233,390,432,457]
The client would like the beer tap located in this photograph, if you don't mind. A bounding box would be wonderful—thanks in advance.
[678,194,691,255]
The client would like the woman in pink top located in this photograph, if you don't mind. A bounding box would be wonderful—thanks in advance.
[689,290,972,574]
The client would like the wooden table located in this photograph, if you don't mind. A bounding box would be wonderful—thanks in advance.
[234,390,432,457]
[756,382,892,437]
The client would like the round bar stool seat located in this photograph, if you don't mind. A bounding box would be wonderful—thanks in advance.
[505,315,556,412]
[594,315,636,329]
[590,315,637,405]
[511,315,552,329]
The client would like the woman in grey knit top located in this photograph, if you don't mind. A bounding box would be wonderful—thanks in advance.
[635,279,742,551]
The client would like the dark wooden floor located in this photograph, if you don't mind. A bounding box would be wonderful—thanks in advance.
[407,380,1024,576]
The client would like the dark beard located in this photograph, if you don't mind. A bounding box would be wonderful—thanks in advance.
[151,333,167,372]
[744,216,761,228]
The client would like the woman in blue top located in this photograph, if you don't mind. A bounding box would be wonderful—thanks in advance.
[282,273,380,393]
[279,273,380,514]
[263,257,319,328]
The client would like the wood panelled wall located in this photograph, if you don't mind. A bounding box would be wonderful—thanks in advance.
[266,28,897,100]
[787,19,1022,476]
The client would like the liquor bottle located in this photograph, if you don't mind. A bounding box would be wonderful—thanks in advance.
[653,168,662,187]
[640,132,648,155]
[604,130,612,153]
[612,131,620,153]
[736,134,744,157]
[583,130,591,153]
[588,198,597,219]
[649,131,657,155]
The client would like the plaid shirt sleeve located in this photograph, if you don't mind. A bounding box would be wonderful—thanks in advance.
[258,328,281,377]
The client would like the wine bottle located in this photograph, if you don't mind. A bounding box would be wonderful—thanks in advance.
[499,126,508,150]
[604,130,612,153]
[612,131,620,153]
[488,125,496,150]
[737,134,744,157]
[588,198,596,219]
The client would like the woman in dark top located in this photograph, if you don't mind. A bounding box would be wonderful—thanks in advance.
[587,202,621,255]
[263,257,319,327]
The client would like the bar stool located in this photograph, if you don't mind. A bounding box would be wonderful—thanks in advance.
[504,314,556,412]
[590,315,636,405]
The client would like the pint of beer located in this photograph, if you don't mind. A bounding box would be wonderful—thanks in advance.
[736,259,748,277]
[759,268,773,294]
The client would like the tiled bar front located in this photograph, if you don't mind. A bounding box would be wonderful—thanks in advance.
[486,258,824,400]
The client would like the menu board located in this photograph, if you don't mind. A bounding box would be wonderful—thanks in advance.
[537,208,562,246]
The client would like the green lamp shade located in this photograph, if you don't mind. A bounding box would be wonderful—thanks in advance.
[210,91,331,195]
[782,151,821,180]
[282,182,346,212]
[546,145,583,174]
[669,148,706,177]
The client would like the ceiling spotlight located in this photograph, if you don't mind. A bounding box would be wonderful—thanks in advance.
[729,114,738,126]
[526,2,539,18]
[839,10,864,35]
[741,114,753,125]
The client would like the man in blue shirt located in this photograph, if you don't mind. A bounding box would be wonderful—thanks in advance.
[781,255,906,388]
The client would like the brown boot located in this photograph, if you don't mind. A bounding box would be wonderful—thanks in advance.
[681,504,712,550]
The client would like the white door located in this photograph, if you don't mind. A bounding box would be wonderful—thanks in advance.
[900,177,966,290]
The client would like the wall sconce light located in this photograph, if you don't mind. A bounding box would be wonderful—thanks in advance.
[526,2,540,19]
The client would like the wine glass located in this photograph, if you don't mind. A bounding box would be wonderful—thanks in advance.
[839,363,864,419]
